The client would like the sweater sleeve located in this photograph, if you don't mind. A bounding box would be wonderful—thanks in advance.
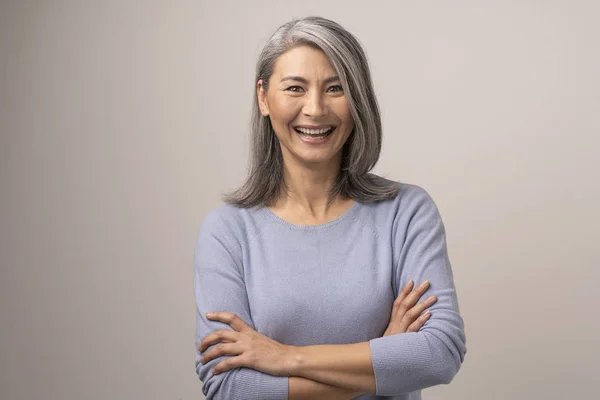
[193,209,288,400]
[368,187,467,395]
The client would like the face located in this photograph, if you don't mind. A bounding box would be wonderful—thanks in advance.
[257,45,354,170]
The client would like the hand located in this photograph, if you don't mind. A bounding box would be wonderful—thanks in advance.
[198,312,298,376]
[383,280,437,336]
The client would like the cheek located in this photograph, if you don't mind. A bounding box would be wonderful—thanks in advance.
[337,107,354,131]
[332,100,353,122]
[269,97,300,123]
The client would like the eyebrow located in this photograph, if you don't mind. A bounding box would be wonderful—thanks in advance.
[280,75,340,85]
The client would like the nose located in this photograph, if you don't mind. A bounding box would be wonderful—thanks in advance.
[302,91,328,118]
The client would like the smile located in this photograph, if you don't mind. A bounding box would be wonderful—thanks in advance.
[294,126,336,137]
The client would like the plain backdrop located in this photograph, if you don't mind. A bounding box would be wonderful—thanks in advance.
[1,1,599,399]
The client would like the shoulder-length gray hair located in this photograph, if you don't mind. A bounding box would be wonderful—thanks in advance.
[224,16,400,207]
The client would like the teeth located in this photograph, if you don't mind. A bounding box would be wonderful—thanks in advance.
[296,127,333,135]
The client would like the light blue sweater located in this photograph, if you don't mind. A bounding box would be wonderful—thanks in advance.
[193,181,467,399]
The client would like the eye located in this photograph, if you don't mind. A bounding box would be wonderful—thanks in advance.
[327,85,343,93]
[285,86,304,92]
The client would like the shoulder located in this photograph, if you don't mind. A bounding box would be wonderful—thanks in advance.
[361,176,439,217]
[390,182,446,241]
[196,203,271,245]
[353,177,442,237]
[194,205,251,266]
[396,182,439,213]
[198,203,248,237]
[199,203,246,232]
[394,182,443,227]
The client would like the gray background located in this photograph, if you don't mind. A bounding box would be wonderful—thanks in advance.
[1,1,599,399]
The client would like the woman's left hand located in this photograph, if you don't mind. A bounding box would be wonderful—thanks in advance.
[198,312,298,376]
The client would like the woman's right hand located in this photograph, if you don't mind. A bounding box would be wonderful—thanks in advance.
[383,280,437,336]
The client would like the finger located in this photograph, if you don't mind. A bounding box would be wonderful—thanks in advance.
[212,355,244,375]
[393,280,414,314]
[199,330,239,352]
[199,330,238,352]
[406,310,432,333]
[401,295,436,327]
[408,295,437,318]
[397,280,430,316]
[412,280,431,298]
[206,312,250,332]
[201,343,241,364]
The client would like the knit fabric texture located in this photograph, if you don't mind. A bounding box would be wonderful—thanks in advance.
[193,181,467,399]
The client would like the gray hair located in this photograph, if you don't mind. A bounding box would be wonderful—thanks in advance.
[224,16,400,207]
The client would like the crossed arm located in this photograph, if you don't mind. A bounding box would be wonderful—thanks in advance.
[196,278,463,400]
[194,192,467,399]
[288,376,362,400]
[199,314,374,399]
[197,279,438,399]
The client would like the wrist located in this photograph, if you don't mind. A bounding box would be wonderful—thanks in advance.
[287,345,307,376]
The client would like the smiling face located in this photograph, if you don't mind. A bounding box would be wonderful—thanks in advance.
[257,45,354,171]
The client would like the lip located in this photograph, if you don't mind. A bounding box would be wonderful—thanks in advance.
[294,124,336,129]
[294,125,336,145]
[296,131,333,144]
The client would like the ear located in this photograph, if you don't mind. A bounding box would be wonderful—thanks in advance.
[257,79,269,117]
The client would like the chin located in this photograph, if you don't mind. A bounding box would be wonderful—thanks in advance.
[295,150,340,166]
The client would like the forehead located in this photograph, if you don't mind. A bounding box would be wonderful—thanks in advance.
[272,45,336,78]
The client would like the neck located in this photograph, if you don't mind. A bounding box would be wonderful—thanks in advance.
[275,155,343,214]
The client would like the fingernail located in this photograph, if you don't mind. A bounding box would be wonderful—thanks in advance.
[424,311,431,317]
[420,280,429,288]
[427,296,436,302]
[206,312,215,317]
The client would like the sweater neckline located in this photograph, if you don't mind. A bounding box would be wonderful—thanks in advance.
[258,201,361,230]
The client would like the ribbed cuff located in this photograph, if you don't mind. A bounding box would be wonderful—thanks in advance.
[369,333,433,396]
[218,367,288,399]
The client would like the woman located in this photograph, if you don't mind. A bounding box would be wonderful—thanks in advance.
[194,16,466,400]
